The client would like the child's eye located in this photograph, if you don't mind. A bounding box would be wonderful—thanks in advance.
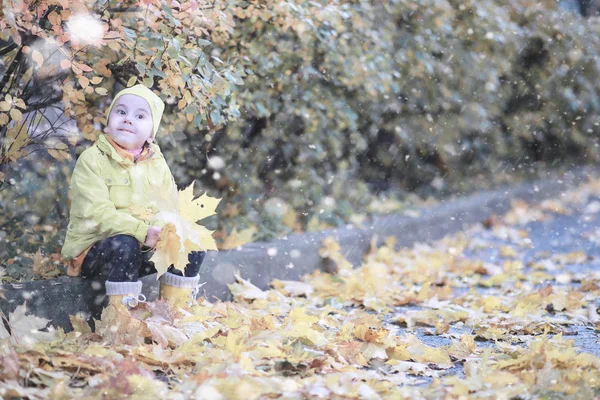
[117,110,125,115]
[136,114,145,119]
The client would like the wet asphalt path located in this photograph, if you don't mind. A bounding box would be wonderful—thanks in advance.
[384,193,600,383]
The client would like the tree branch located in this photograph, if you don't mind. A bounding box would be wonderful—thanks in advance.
[0,47,24,95]
[23,95,63,112]
[0,43,19,57]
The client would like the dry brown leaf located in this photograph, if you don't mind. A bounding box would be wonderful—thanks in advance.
[271,279,314,297]
[4,304,56,346]
[69,314,92,334]
[94,303,148,346]
[0,343,19,380]
[228,272,267,301]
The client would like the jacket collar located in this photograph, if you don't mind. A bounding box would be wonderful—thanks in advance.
[96,134,161,165]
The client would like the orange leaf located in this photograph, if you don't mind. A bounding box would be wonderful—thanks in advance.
[71,62,82,75]
[78,76,89,88]
[31,49,44,67]
[48,10,61,25]
[60,59,71,70]
[78,63,93,72]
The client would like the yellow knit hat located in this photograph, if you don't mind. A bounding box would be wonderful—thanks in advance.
[105,84,165,138]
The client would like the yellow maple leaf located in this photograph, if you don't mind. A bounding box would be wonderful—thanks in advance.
[68,315,92,334]
[220,227,257,250]
[192,224,218,251]
[281,307,328,346]
[353,324,389,344]
[404,334,453,368]
[179,181,220,222]
[150,223,183,276]
[149,182,221,275]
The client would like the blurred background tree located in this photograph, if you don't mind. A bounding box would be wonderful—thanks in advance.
[1,0,600,280]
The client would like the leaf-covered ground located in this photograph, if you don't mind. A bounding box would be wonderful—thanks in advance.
[1,178,600,399]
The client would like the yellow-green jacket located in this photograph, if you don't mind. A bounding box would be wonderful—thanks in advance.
[61,134,176,265]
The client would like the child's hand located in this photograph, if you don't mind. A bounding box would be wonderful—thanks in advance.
[144,226,162,248]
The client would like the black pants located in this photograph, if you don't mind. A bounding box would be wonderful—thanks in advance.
[81,234,206,281]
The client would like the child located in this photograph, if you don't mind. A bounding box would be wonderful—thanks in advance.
[61,84,205,311]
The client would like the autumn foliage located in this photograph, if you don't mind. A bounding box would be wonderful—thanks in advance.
[1,1,600,276]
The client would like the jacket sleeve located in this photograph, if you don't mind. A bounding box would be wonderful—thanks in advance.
[69,150,149,243]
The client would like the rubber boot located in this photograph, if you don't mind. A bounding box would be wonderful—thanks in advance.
[159,272,200,309]
[105,281,146,308]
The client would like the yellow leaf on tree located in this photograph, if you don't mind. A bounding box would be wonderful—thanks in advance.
[47,142,71,162]
[282,208,299,230]
[60,58,71,69]
[60,59,71,70]
[78,76,89,88]
[23,67,33,83]
[13,97,25,109]
[9,108,22,122]
[5,124,29,161]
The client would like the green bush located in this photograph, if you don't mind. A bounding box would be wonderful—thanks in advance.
[162,0,600,237]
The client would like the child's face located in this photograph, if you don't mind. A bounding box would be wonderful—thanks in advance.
[106,94,153,150]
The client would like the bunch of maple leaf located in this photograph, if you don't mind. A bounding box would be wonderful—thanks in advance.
[130,181,221,278]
